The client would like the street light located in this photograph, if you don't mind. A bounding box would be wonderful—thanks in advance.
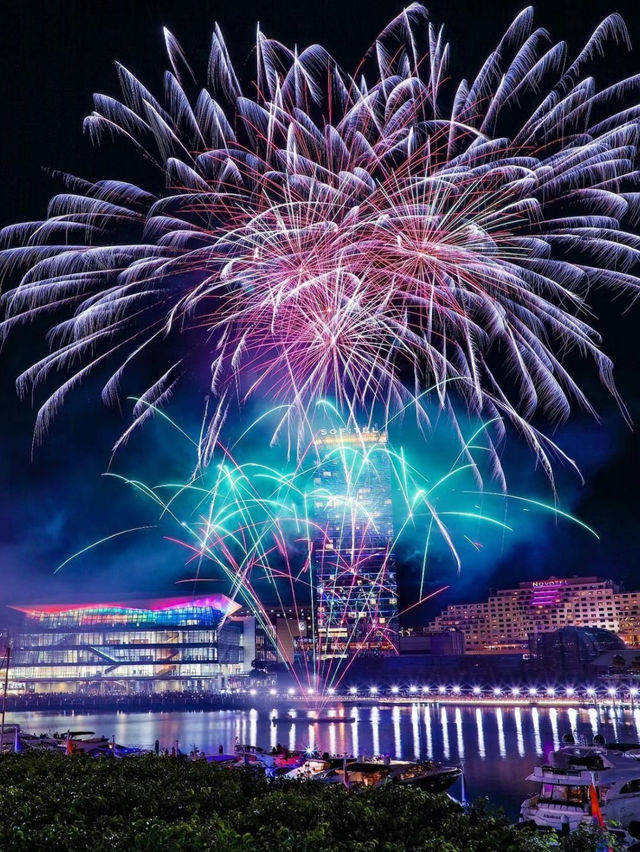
[452,685,461,695]
[391,686,399,695]
[327,687,336,696]
[349,686,357,695]
[370,686,378,695]
[529,687,538,697]
[438,685,447,695]
[472,686,481,696]
[493,687,502,697]
[409,685,417,694]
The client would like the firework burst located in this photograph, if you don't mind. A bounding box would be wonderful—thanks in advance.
[63,404,596,700]
[1,5,638,480]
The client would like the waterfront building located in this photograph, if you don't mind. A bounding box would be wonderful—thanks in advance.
[311,427,398,658]
[591,648,640,679]
[6,596,255,694]
[398,629,465,656]
[531,626,625,677]
[429,576,640,653]
[236,605,315,666]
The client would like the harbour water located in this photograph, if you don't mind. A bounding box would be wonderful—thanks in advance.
[7,702,640,819]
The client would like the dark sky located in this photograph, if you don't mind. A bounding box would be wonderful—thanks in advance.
[0,0,638,621]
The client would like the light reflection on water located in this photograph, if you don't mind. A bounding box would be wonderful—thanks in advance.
[8,704,640,819]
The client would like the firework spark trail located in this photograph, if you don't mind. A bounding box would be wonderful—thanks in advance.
[1,6,638,482]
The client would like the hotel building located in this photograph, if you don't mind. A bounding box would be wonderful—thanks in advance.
[429,576,640,653]
[311,427,398,658]
[7,596,255,693]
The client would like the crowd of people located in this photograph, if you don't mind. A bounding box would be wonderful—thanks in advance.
[5,690,249,711]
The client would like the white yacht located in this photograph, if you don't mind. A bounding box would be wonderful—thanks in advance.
[521,736,640,838]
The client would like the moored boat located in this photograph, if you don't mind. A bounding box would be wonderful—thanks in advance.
[520,737,640,840]
[234,742,307,772]
[312,757,461,792]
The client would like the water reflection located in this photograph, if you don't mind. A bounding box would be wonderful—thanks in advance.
[351,708,359,757]
[411,704,420,760]
[9,703,640,819]
[455,708,464,759]
[249,709,257,750]
[549,708,559,750]
[392,706,401,758]
[531,707,542,755]
[371,706,380,757]
[475,708,486,759]
[567,708,578,737]
[424,706,433,756]
[609,705,620,742]
[588,708,599,738]
[440,707,450,760]
[514,708,524,757]
[495,708,506,758]
[329,722,336,756]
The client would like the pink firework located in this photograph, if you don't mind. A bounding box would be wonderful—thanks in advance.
[1,5,638,478]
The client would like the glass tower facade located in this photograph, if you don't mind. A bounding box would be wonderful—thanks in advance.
[8,596,253,694]
[312,427,398,658]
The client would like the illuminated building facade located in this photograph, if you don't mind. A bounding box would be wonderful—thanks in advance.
[430,576,640,653]
[235,605,315,666]
[8,596,254,694]
[312,427,398,658]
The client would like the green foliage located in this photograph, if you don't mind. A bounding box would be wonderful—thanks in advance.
[0,753,619,851]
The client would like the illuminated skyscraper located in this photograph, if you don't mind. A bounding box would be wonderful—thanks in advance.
[311,427,398,658]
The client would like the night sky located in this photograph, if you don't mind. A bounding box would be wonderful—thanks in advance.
[0,0,638,621]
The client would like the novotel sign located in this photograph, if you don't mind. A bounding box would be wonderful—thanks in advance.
[531,580,568,588]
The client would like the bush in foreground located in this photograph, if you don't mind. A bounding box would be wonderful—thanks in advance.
[0,753,620,851]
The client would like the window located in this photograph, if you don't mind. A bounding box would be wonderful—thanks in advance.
[540,784,587,805]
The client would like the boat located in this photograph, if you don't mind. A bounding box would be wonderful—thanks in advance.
[0,724,23,753]
[520,736,640,839]
[284,755,342,779]
[112,743,146,758]
[51,732,112,755]
[234,742,307,772]
[50,731,147,757]
[3,727,147,757]
[205,753,243,765]
[16,732,60,752]
[312,757,461,792]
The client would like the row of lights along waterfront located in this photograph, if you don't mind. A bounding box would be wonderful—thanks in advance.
[242,684,640,703]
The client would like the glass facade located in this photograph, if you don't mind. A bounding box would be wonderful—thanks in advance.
[9,597,252,693]
[312,428,398,658]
